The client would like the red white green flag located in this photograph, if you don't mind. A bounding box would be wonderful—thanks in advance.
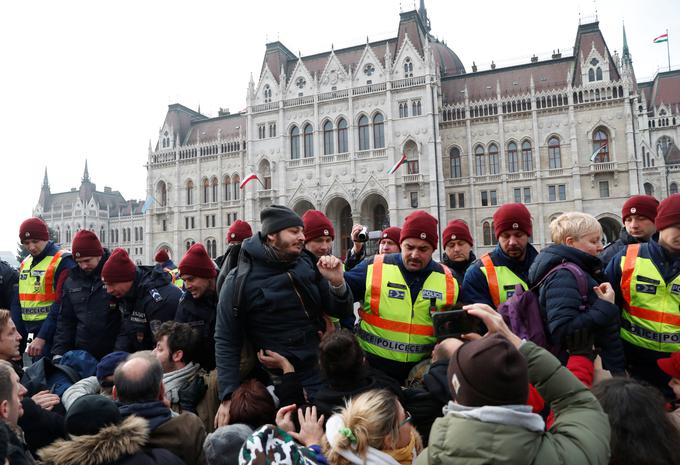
[387,153,407,175]
[654,33,669,43]
[239,173,260,189]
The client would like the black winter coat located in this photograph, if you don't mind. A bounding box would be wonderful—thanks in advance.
[215,233,353,400]
[114,267,183,353]
[528,244,625,373]
[175,290,217,371]
[599,227,658,267]
[18,398,67,455]
[442,251,476,286]
[53,250,121,359]
[403,360,450,444]
[0,259,18,310]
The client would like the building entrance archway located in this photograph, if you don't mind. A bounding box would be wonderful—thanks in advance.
[325,197,353,259]
[598,217,621,246]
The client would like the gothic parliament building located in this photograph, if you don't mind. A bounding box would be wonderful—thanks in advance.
[35,4,680,263]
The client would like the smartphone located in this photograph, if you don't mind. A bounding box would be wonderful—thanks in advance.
[432,308,487,340]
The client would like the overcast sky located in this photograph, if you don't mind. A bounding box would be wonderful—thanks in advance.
[1,0,677,254]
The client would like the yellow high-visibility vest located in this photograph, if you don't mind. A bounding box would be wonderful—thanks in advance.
[480,253,528,308]
[18,250,65,322]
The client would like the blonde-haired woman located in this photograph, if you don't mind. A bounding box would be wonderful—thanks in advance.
[323,389,422,465]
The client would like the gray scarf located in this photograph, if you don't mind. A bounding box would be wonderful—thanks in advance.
[444,400,545,432]
[163,362,201,405]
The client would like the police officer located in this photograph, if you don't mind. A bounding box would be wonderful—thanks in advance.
[441,220,476,285]
[600,195,659,266]
[215,220,252,293]
[102,248,182,353]
[344,210,459,383]
[175,243,219,370]
[13,217,75,358]
[53,230,120,360]
[154,249,183,290]
[606,193,680,393]
[462,203,538,308]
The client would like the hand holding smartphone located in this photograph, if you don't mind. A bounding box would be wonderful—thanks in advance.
[432,304,487,340]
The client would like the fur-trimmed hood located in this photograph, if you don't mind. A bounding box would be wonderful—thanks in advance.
[38,416,149,465]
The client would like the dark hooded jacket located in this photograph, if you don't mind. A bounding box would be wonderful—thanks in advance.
[528,244,625,373]
[114,267,183,353]
[461,244,539,307]
[0,259,18,310]
[599,227,658,267]
[175,290,218,371]
[37,415,186,465]
[215,233,353,400]
[53,250,121,359]
[442,251,476,286]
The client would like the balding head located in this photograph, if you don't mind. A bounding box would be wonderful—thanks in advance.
[112,351,163,404]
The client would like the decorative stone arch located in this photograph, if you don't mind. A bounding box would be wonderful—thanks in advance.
[323,196,353,259]
[486,140,500,149]
[155,179,168,207]
[155,243,174,261]
[544,132,564,145]
[355,111,370,124]
[595,213,621,246]
[359,192,390,231]
[334,114,349,126]
[291,198,316,217]
[587,122,615,163]
[287,121,300,134]
[258,159,272,190]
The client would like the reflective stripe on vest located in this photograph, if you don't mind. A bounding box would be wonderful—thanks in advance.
[18,250,65,322]
[480,253,528,308]
[620,243,680,352]
[358,255,458,363]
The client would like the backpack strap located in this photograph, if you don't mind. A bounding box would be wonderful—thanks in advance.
[534,262,590,311]
[480,253,501,308]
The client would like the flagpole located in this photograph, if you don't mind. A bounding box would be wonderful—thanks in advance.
[667,29,672,71]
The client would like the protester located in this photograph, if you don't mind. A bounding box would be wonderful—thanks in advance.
[323,389,423,465]
[175,243,219,370]
[0,260,18,313]
[593,378,680,465]
[215,220,252,292]
[441,220,476,285]
[215,205,352,427]
[600,195,658,266]
[37,394,186,465]
[113,351,207,465]
[462,203,538,307]
[344,211,458,383]
[0,360,35,465]
[53,230,120,360]
[227,379,276,429]
[416,303,610,465]
[528,212,625,373]
[102,248,182,353]
[61,351,129,410]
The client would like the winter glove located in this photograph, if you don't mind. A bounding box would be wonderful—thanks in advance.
[565,328,596,361]
[178,376,207,413]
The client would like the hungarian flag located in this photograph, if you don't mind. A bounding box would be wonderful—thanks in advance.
[654,33,669,43]
[387,153,407,175]
[591,143,608,162]
[239,173,260,189]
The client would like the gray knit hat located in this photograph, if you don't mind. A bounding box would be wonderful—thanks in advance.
[204,423,253,465]
[260,205,303,236]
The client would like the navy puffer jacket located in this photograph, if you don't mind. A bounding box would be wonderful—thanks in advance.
[528,244,625,373]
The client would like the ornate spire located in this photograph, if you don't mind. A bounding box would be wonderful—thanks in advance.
[622,22,632,65]
[82,159,90,183]
[418,0,431,32]
[42,167,49,189]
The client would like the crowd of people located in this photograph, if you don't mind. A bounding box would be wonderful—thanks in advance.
[0,193,679,464]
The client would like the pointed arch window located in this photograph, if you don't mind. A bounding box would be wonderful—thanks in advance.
[263,84,272,103]
[211,177,218,202]
[323,121,334,155]
[303,124,314,158]
[290,126,300,159]
[644,182,654,196]
[592,128,610,163]
[186,180,194,205]
[450,147,462,178]
[373,113,385,149]
[475,145,485,176]
[671,182,678,195]
[521,141,533,171]
[202,178,210,204]
[232,175,240,200]
[157,181,167,207]
[404,140,419,174]
[483,221,493,246]
[488,144,499,175]
[224,176,232,201]
[548,137,562,169]
[337,118,348,153]
[358,115,370,150]
[507,142,518,173]
[404,57,413,78]
[260,161,272,190]
[596,67,603,80]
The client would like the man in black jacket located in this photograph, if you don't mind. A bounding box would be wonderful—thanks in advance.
[215,220,252,293]
[214,205,352,427]
[0,360,35,465]
[53,231,120,360]
[0,260,18,311]
[175,243,218,370]
[599,195,658,266]
[101,249,182,353]
[441,220,476,285]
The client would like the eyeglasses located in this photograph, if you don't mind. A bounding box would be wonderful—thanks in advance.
[399,411,412,427]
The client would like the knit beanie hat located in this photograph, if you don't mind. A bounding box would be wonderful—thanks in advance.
[655,194,680,231]
[66,394,122,436]
[19,217,49,242]
[179,243,217,278]
[493,203,532,238]
[227,220,253,243]
[448,333,528,407]
[400,210,439,249]
[622,195,659,221]
[657,351,680,379]
[101,248,137,283]
[302,210,335,243]
[260,205,304,236]
[380,226,402,245]
[96,351,129,384]
[71,230,103,258]
[442,220,473,246]
[154,249,170,263]
[204,424,254,465]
